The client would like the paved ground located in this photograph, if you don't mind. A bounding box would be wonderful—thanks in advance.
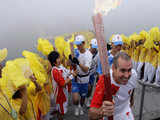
[63,104,89,120]
[51,103,89,120]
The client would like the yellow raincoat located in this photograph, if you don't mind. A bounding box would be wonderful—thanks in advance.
[37,38,54,56]
[121,34,131,56]
[0,59,34,120]
[148,27,160,68]
[22,50,50,118]
[138,30,149,63]
[0,48,8,63]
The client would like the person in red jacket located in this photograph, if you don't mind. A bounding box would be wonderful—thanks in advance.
[89,52,137,120]
[48,51,72,119]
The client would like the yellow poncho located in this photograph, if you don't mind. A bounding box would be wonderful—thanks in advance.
[129,34,143,62]
[138,47,148,63]
[1,60,29,99]
[0,48,8,63]
[37,38,54,56]
[149,49,158,68]
[138,30,149,63]
[149,27,160,51]
[121,34,132,56]
[54,36,66,57]
[22,50,47,87]
[0,58,34,120]
[22,50,50,117]
[144,27,159,67]
[0,84,20,120]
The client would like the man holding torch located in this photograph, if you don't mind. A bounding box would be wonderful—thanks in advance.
[89,52,137,120]
[89,0,138,119]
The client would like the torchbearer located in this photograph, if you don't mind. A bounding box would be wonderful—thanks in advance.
[89,13,138,120]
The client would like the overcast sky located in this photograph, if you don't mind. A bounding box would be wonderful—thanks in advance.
[0,0,160,59]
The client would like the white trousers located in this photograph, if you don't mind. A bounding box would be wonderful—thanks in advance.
[144,63,156,82]
[132,60,138,71]
[137,62,144,79]
[155,66,160,84]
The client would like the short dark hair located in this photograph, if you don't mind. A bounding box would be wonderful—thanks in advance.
[48,51,60,67]
[113,52,131,68]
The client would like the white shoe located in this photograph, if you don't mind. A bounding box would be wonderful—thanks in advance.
[74,107,79,116]
[79,107,84,115]
[153,82,160,87]
[142,79,147,82]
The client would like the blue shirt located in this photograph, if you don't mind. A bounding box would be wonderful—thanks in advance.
[97,51,114,75]
[74,48,80,58]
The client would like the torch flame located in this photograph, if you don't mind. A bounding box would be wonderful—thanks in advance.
[94,0,122,16]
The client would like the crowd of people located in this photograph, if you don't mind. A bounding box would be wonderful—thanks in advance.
[0,26,160,120]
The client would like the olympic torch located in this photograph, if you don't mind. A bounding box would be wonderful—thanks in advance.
[93,0,122,119]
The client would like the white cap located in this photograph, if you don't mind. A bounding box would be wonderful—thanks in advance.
[90,38,98,48]
[112,34,123,46]
[74,35,85,45]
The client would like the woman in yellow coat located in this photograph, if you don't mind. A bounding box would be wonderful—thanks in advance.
[22,50,50,120]
[136,30,148,79]
[129,34,142,70]
[151,28,160,85]
[143,27,159,83]
[0,59,33,120]
[0,48,20,120]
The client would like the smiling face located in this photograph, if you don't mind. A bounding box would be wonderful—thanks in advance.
[112,57,132,85]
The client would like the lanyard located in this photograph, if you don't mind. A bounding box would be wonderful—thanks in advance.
[0,91,18,120]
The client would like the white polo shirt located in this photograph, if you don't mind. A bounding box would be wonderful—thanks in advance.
[76,50,93,83]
